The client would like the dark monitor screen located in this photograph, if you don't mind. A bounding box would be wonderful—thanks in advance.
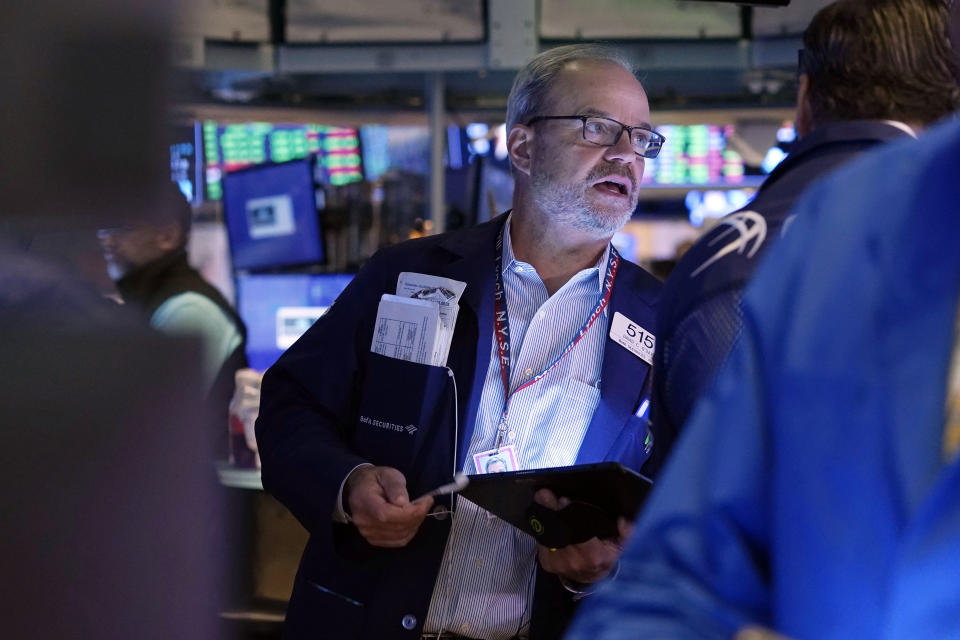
[237,273,354,372]
[223,158,324,271]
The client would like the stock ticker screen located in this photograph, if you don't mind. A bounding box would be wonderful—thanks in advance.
[202,121,363,199]
[643,124,748,187]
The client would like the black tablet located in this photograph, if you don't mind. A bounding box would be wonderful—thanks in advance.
[458,462,653,548]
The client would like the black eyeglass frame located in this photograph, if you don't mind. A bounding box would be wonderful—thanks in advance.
[525,115,666,159]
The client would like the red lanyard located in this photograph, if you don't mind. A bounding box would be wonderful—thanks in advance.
[492,224,620,442]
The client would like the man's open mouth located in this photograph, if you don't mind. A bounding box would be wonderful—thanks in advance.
[593,179,629,196]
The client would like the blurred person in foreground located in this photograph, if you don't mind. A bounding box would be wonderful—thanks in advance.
[566,19,960,640]
[647,0,960,471]
[97,182,248,442]
[256,44,664,640]
[0,2,222,638]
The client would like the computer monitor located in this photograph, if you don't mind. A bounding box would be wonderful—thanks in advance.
[222,158,324,271]
[236,273,354,371]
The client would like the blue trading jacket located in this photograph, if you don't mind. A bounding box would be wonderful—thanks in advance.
[645,120,913,473]
[566,115,960,639]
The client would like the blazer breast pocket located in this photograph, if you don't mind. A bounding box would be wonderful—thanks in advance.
[351,352,456,494]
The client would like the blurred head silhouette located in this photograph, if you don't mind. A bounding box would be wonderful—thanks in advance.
[795,0,960,135]
[0,3,224,639]
[97,183,193,280]
[0,1,174,240]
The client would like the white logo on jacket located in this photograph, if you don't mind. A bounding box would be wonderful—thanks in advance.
[359,415,419,435]
[690,210,767,278]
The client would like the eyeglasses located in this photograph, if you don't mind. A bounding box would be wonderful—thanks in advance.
[525,115,665,159]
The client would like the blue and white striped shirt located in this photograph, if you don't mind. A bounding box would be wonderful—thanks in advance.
[424,216,612,639]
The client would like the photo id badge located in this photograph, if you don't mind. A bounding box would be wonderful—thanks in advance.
[473,445,518,474]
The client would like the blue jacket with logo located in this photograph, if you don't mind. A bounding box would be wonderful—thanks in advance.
[646,120,913,472]
[255,213,662,639]
[566,116,960,639]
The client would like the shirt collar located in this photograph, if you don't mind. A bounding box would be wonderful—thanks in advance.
[882,120,918,138]
[502,213,611,292]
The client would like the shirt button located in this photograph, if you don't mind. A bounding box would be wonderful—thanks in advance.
[508,431,515,441]
[401,614,417,630]
[538,310,546,319]
[460,623,471,633]
[475,558,483,567]
[524,367,533,378]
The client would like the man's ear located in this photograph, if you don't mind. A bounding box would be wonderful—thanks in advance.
[795,73,813,138]
[507,124,534,177]
[155,221,183,252]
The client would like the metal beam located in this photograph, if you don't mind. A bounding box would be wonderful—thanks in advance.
[427,72,447,234]
[184,37,764,76]
[196,42,275,72]
[278,43,486,73]
[487,0,537,69]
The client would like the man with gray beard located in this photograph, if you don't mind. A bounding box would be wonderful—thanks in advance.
[256,44,664,640]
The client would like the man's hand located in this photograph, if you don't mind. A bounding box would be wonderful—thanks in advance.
[534,488,633,585]
[734,626,794,640]
[344,465,433,548]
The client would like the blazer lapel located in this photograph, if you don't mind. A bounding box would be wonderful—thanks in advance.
[576,263,659,465]
[435,214,507,469]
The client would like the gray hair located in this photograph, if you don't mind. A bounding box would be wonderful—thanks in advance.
[505,44,636,132]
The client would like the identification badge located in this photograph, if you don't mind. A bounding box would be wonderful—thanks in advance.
[609,311,655,365]
[473,445,518,474]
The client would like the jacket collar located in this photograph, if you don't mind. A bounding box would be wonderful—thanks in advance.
[433,214,508,471]
[763,120,912,194]
[435,213,509,316]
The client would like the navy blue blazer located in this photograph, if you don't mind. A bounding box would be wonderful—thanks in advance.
[256,213,662,639]
[648,120,913,472]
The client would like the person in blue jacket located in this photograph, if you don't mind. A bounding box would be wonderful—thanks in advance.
[646,0,960,473]
[256,44,664,640]
[565,92,960,640]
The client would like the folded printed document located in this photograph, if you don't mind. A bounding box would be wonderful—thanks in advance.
[370,273,466,367]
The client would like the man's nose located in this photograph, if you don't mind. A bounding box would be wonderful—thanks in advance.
[603,130,637,164]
